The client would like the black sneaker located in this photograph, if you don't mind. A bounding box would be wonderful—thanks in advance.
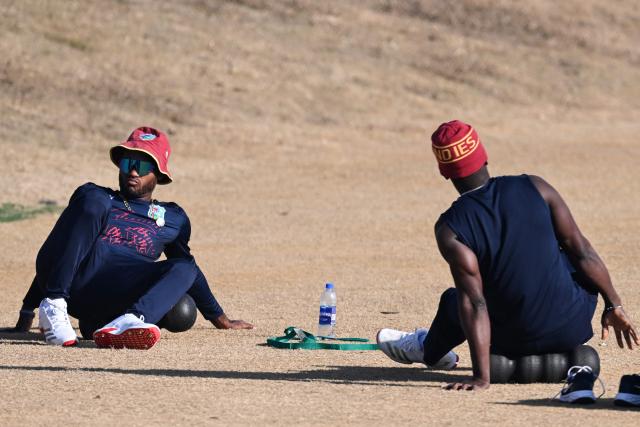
[614,374,640,407]
[554,366,599,404]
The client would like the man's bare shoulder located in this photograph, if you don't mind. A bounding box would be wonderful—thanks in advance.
[526,175,560,204]
[527,175,547,187]
[435,221,454,240]
[435,222,460,257]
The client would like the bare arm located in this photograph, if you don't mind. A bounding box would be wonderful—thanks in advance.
[529,175,638,349]
[436,223,490,390]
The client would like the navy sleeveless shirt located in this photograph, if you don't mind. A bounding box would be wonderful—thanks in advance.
[436,175,596,354]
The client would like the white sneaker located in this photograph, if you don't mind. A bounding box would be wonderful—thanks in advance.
[38,297,78,346]
[376,328,458,369]
[93,313,160,350]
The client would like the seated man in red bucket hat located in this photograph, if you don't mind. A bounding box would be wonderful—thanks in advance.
[7,126,252,349]
[376,120,638,397]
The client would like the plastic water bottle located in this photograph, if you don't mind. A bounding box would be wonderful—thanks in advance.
[317,282,337,337]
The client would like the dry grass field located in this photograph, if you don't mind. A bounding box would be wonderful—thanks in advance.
[1,0,639,425]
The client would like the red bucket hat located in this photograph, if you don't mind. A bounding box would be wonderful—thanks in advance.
[431,120,488,179]
[110,127,172,184]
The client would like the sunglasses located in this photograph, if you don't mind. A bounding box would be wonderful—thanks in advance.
[119,157,156,176]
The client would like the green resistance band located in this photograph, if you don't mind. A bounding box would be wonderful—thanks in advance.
[266,326,379,350]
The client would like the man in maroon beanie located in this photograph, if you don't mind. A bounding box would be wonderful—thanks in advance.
[4,126,252,349]
[377,120,638,399]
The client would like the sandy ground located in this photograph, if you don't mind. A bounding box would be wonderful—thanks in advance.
[1,1,639,425]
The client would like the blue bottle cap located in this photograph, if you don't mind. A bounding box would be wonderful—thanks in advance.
[325,283,334,289]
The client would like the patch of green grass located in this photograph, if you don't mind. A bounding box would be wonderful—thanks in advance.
[0,203,62,223]
[43,32,91,52]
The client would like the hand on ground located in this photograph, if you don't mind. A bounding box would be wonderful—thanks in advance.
[212,314,254,330]
[0,311,35,333]
[443,378,490,391]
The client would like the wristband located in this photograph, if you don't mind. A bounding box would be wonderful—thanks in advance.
[604,305,623,312]
[19,309,36,318]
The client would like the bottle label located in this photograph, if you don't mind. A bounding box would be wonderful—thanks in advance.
[319,305,336,326]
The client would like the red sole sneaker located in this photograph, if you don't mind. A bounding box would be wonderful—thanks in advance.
[93,327,160,350]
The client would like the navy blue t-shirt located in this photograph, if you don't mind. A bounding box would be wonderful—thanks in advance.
[96,186,189,262]
[436,175,596,353]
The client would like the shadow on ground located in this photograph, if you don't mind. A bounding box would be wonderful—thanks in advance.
[0,364,469,387]
[493,398,638,412]
[0,330,41,341]
[0,330,96,348]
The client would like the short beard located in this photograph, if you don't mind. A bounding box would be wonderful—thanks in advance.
[119,174,157,200]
